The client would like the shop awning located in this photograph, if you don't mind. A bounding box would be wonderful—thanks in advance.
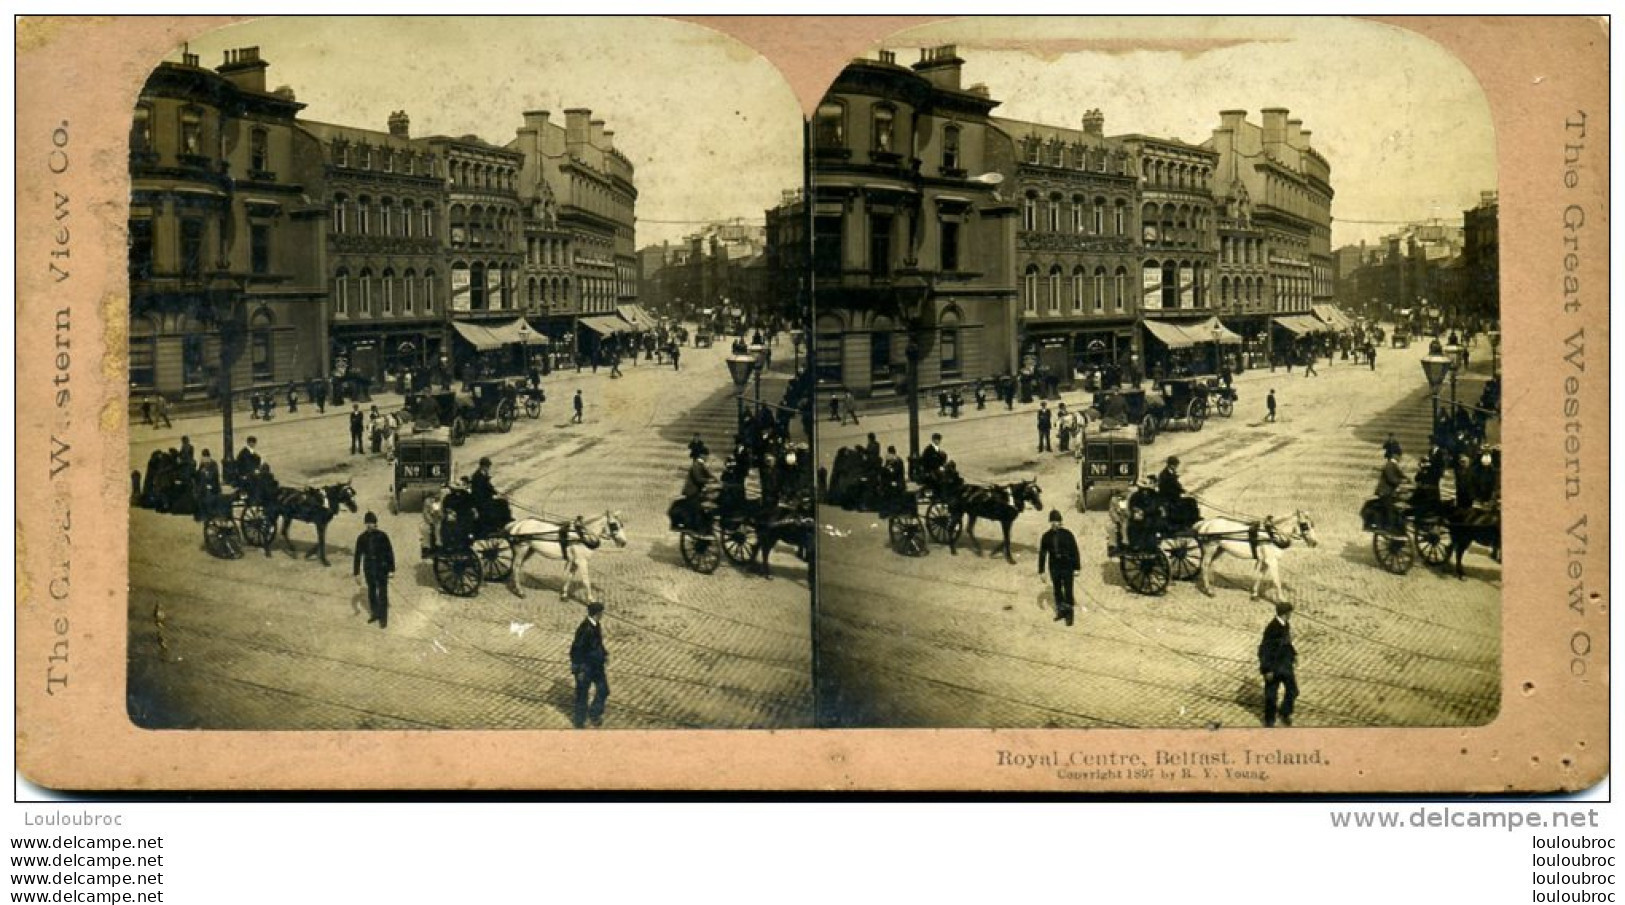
[616,304,659,331]
[1142,318,1199,349]
[1274,314,1326,336]
[1312,305,1356,330]
[452,319,549,351]
[579,315,625,336]
[1191,316,1244,345]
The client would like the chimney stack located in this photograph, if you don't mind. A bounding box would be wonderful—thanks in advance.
[217,46,269,94]
[1082,108,1105,137]
[589,119,606,148]
[1261,108,1289,150]
[564,109,591,149]
[878,49,896,64]
[388,110,410,139]
[912,44,964,91]
[1287,118,1304,148]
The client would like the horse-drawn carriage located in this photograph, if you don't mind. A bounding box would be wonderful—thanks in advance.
[1361,467,1499,578]
[668,490,813,576]
[423,488,627,598]
[1147,377,1210,436]
[406,381,520,445]
[199,488,275,559]
[390,433,454,513]
[518,381,546,419]
[1077,426,1142,511]
[1106,486,1205,595]
[694,328,714,349]
[1198,375,1237,418]
[1090,387,1158,445]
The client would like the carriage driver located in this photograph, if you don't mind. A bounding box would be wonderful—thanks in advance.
[678,448,719,528]
[1373,447,1408,531]
[916,433,948,486]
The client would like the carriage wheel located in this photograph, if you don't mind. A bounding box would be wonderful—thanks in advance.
[1216,396,1234,418]
[434,550,483,596]
[888,517,929,557]
[721,522,759,565]
[497,401,515,433]
[525,396,542,419]
[1162,535,1202,581]
[1188,400,1206,432]
[924,501,958,544]
[450,416,468,446]
[1121,551,1171,595]
[1139,414,1158,445]
[204,518,244,559]
[239,504,274,548]
[1372,531,1415,574]
[472,536,515,581]
[1412,516,1454,567]
[679,531,720,574]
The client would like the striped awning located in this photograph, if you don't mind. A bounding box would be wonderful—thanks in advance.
[1274,314,1327,336]
[451,319,549,351]
[579,315,625,336]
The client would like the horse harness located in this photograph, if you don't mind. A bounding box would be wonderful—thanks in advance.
[554,518,602,554]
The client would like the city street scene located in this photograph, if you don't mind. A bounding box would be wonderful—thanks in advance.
[125,18,813,730]
[809,20,1502,728]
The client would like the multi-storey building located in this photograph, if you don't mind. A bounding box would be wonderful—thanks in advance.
[1461,190,1499,324]
[1206,108,1334,355]
[801,47,1019,398]
[996,108,1140,385]
[509,108,638,356]
[128,47,327,404]
[300,111,446,380]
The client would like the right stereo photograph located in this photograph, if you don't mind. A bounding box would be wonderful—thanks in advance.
[809,17,1502,730]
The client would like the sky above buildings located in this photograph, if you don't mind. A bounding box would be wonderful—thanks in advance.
[176,17,805,248]
[172,17,1496,251]
[880,17,1498,248]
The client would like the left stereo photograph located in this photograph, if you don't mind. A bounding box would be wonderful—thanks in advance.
[124,16,816,731]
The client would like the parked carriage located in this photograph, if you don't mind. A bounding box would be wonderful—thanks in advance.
[668,495,762,574]
[519,382,546,419]
[390,433,454,514]
[405,381,519,445]
[1198,375,1237,418]
[1077,426,1142,511]
[1146,377,1210,436]
[199,489,273,559]
[1090,387,1158,445]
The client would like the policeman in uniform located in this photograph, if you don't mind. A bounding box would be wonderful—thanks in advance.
[353,512,396,629]
[1038,510,1082,626]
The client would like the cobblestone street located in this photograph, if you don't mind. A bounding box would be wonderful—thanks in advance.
[128,338,813,730]
[815,339,1501,729]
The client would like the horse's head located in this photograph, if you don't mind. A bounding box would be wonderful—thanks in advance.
[1019,479,1044,512]
[1293,510,1319,548]
[603,511,629,548]
[333,481,359,513]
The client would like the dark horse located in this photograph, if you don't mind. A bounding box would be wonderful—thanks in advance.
[1446,504,1501,579]
[946,479,1044,563]
[263,480,359,566]
[750,500,815,581]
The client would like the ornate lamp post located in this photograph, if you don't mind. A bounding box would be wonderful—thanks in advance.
[1420,352,1451,427]
[517,319,530,375]
[892,266,935,464]
[725,351,756,425]
[1211,321,1224,374]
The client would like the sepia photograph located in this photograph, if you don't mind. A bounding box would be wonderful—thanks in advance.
[810,17,1505,730]
[121,17,815,731]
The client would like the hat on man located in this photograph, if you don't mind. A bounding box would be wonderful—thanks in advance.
[1275,601,1294,616]
[364,511,378,525]
[586,602,605,617]
[1167,456,1180,467]
[1049,509,1064,524]
[479,457,492,469]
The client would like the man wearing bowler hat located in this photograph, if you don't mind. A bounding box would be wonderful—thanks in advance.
[353,511,395,629]
[1038,509,1081,626]
[1258,602,1298,727]
[571,603,610,728]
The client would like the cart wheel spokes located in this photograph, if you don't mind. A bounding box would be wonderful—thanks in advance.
[924,501,958,544]
[434,550,483,596]
[1162,535,1202,581]
[1412,518,1453,567]
[721,522,759,565]
[1372,531,1414,574]
[204,519,244,559]
[239,504,274,548]
[525,397,542,418]
[1121,550,1170,595]
[680,531,720,574]
[472,536,515,580]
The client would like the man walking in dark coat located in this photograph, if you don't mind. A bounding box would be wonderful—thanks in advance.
[571,389,584,424]
[1038,509,1081,626]
[1258,602,1298,727]
[349,404,364,455]
[1265,388,1277,422]
[1036,402,1053,452]
[570,602,610,728]
[353,511,396,629]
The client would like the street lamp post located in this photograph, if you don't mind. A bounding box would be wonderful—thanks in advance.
[892,267,935,465]
[725,351,756,427]
[1420,352,1451,434]
[1211,322,1224,375]
[517,319,530,375]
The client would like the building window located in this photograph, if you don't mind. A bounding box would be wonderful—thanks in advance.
[1072,198,1085,234]
[250,223,271,274]
[815,319,843,385]
[814,102,845,148]
[814,215,843,278]
[359,269,374,316]
[424,270,436,313]
[869,214,892,276]
[181,332,207,389]
[869,328,892,385]
[1048,267,1063,314]
[1116,268,1127,311]
[250,128,268,172]
[1094,267,1106,312]
[179,107,203,155]
[1023,266,1039,315]
[943,125,961,171]
[1094,199,1105,235]
[131,104,152,153]
[404,269,417,315]
[382,269,396,315]
[250,310,274,382]
[129,316,157,391]
[470,263,486,310]
[180,219,205,277]
[1023,194,1037,231]
[128,219,154,281]
[1071,268,1084,313]
[357,197,372,235]
[1047,197,1061,232]
[939,324,961,378]
[940,220,960,272]
[423,204,436,238]
[331,195,348,234]
[872,106,894,153]
[333,269,350,316]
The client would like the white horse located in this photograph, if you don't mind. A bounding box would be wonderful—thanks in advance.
[1191,512,1318,604]
[504,512,628,603]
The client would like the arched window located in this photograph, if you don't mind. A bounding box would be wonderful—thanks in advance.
[422,203,436,239]
[1071,267,1085,313]
[382,268,396,315]
[1115,267,1128,311]
[1093,198,1106,235]
[250,308,275,382]
[358,268,374,316]
[403,269,417,315]
[1094,266,1107,312]
[1071,195,1086,233]
[357,195,372,235]
[332,194,349,234]
[1047,194,1062,232]
[1023,265,1039,315]
[938,309,962,378]
[814,101,845,148]
[333,268,351,317]
[1115,200,1127,236]
[1048,266,1063,314]
[423,270,437,314]
[1023,193,1037,231]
